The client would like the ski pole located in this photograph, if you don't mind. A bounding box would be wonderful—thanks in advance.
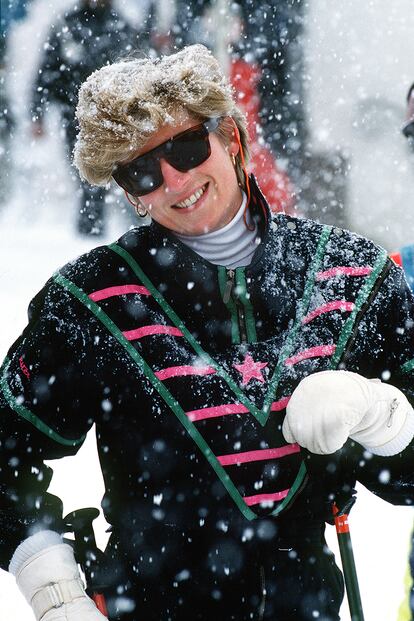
[332,500,365,621]
[64,507,109,618]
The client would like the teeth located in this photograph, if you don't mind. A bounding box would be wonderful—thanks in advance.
[175,185,205,208]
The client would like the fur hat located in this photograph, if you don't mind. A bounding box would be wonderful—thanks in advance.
[73,44,248,187]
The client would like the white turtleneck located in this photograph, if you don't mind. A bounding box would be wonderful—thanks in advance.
[175,193,260,268]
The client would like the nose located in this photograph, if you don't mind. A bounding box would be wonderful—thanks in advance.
[159,158,190,193]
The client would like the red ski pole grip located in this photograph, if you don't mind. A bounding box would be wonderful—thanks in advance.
[334,513,350,534]
[93,592,109,617]
[332,501,350,534]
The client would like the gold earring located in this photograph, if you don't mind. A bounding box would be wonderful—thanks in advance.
[135,203,148,218]
[124,190,148,217]
[231,153,236,167]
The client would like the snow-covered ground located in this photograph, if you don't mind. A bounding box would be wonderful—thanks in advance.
[0,1,413,620]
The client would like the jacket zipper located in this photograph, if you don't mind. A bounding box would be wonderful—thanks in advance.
[223,268,248,343]
[223,269,235,304]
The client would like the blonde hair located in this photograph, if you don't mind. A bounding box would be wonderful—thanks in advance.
[73,45,249,192]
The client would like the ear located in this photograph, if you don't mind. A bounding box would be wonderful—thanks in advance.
[227,117,241,157]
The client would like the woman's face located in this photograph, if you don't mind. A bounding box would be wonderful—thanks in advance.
[133,115,243,236]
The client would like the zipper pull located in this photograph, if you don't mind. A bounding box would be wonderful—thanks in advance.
[223,269,235,304]
[387,398,399,427]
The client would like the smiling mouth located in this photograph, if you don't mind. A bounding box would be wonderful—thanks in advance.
[172,183,208,209]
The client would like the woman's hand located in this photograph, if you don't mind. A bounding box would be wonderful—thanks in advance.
[15,543,107,620]
[282,370,414,456]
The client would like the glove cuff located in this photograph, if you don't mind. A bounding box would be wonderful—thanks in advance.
[32,578,86,621]
[362,403,414,456]
[14,542,106,621]
[16,543,84,615]
[350,380,414,456]
[9,530,63,576]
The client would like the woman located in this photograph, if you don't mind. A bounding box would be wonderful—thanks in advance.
[0,45,413,621]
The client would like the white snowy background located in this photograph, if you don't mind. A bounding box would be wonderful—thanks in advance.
[0,1,413,620]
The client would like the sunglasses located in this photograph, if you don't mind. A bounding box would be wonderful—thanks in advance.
[112,118,220,196]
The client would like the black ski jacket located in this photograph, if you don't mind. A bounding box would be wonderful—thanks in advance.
[1,178,413,574]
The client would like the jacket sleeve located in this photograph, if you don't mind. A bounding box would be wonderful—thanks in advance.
[0,278,98,571]
[346,259,414,505]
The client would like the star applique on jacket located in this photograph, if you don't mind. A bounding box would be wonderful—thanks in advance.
[233,354,268,386]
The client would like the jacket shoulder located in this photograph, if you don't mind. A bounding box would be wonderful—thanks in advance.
[273,213,387,267]
[56,226,152,289]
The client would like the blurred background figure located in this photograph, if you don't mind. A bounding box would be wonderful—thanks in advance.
[171,0,302,214]
[231,0,348,228]
[170,0,350,224]
[172,0,307,177]
[30,0,150,236]
[390,83,414,295]
[229,53,296,214]
[0,0,31,58]
[0,0,33,205]
[231,0,308,187]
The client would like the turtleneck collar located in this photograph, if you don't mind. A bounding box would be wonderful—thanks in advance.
[175,193,260,268]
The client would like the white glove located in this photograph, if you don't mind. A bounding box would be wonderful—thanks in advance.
[282,370,414,455]
[15,543,107,620]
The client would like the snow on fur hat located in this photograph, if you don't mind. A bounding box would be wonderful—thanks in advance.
[73,44,248,187]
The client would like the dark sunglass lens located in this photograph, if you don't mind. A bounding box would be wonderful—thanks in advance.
[113,121,217,193]
[114,158,163,196]
[168,127,210,171]
[133,172,159,194]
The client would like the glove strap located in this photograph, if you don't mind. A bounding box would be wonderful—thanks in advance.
[31,578,86,620]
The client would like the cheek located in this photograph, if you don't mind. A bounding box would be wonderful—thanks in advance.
[139,189,164,210]
[206,152,235,186]
[218,157,238,191]
[207,137,231,170]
